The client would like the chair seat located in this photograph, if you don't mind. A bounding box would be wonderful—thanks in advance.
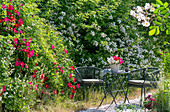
[82,79,104,84]
[128,80,159,87]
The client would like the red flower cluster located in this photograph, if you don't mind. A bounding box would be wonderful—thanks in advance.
[144,95,155,110]
[1,3,24,34]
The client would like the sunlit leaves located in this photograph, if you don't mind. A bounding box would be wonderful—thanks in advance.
[149,28,156,36]
[156,0,163,5]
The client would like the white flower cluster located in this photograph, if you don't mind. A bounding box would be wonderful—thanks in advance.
[107,57,119,65]
[130,3,155,27]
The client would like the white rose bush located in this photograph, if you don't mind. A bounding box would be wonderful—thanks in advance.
[38,0,164,70]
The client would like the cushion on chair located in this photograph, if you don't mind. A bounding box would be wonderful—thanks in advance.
[128,80,159,87]
[82,79,104,84]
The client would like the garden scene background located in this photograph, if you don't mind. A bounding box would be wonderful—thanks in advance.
[0,0,169,111]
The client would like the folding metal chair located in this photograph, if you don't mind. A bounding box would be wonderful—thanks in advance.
[125,67,160,106]
[75,66,104,100]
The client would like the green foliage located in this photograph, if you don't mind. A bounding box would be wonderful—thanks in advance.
[163,49,170,78]
[37,0,162,69]
[153,79,170,112]
[0,0,78,111]
[149,0,170,36]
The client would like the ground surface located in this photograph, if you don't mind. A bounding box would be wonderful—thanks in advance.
[79,90,156,112]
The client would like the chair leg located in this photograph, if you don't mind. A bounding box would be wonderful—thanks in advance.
[124,85,130,104]
[83,84,85,100]
[144,88,146,98]
[140,87,143,107]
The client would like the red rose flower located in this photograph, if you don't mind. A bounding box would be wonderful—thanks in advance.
[68,83,72,88]
[53,89,57,95]
[14,23,19,27]
[45,84,49,89]
[14,10,18,13]
[72,89,75,94]
[10,16,15,20]
[32,74,35,78]
[69,73,72,78]
[0,19,3,23]
[77,83,80,88]
[70,66,75,70]
[72,85,76,89]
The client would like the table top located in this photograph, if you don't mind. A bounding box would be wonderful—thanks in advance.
[100,69,130,77]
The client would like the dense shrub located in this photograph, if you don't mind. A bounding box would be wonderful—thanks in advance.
[38,0,162,69]
[0,0,78,111]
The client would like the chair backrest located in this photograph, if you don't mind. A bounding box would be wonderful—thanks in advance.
[75,67,101,83]
[129,67,160,81]
[129,68,146,80]
[146,67,160,81]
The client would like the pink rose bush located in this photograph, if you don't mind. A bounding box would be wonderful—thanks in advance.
[0,0,79,111]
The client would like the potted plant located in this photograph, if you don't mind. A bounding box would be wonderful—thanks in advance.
[107,56,123,73]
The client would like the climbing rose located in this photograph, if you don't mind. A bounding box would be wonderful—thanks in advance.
[20,62,25,67]
[18,18,23,26]
[17,12,20,16]
[14,28,17,33]
[2,86,6,92]
[7,12,12,15]
[28,38,32,42]
[10,16,15,20]
[69,73,72,78]
[36,52,38,57]
[26,65,29,69]
[70,66,75,70]
[51,45,55,51]
[14,23,19,27]
[72,85,76,89]
[19,30,23,34]
[0,19,3,23]
[45,84,49,89]
[68,83,72,88]
[32,74,35,78]
[0,92,3,96]
[15,61,20,66]
[25,42,30,46]
[35,85,38,90]
[74,77,76,82]
[2,4,6,9]
[72,89,75,94]
[14,10,18,13]
[3,17,9,21]
[40,74,44,80]
[64,49,68,54]
[28,82,33,86]
[7,5,14,10]
[77,83,80,88]
[53,89,57,95]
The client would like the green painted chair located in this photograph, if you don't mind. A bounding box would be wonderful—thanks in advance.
[75,66,104,100]
[125,67,160,105]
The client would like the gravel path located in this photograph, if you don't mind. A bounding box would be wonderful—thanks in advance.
[80,93,152,112]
